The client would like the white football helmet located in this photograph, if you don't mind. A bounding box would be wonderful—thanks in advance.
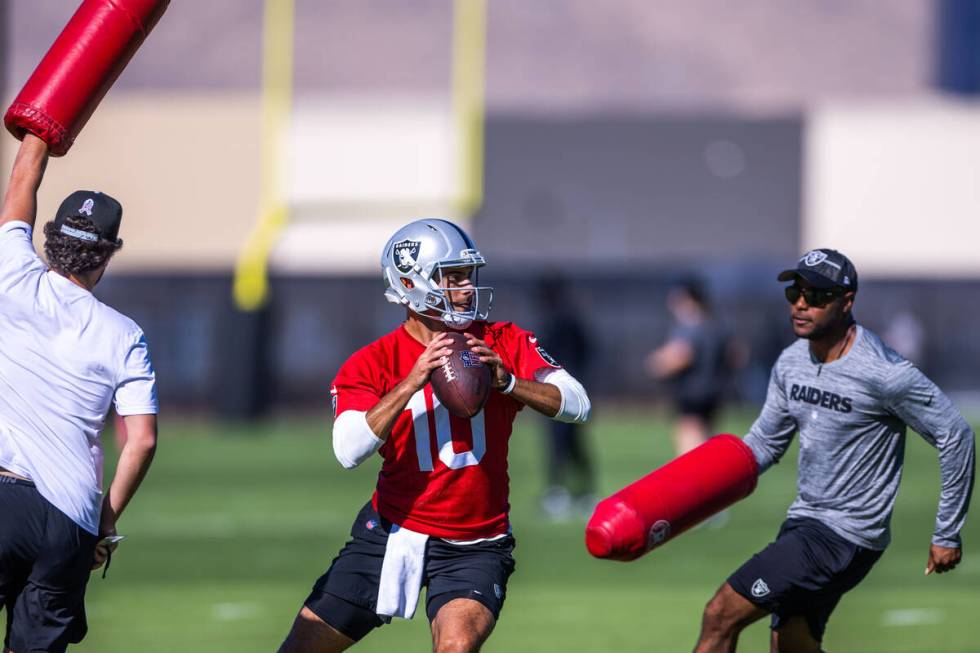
[381,219,493,329]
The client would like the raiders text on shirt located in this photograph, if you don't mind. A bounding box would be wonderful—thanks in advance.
[789,384,853,413]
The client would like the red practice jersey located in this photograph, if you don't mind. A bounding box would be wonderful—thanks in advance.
[330,321,562,539]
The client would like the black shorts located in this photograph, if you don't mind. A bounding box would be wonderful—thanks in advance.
[676,395,720,422]
[727,517,883,642]
[0,476,98,653]
[304,502,516,641]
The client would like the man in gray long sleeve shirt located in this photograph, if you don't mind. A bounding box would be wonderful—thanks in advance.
[694,249,975,653]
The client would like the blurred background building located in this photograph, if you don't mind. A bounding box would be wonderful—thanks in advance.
[2,0,978,415]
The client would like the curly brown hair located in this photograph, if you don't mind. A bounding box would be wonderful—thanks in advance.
[43,216,123,275]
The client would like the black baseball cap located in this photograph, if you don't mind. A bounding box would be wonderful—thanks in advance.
[778,248,858,291]
[53,191,123,246]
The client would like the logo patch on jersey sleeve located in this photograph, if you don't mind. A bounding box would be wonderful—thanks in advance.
[535,345,561,368]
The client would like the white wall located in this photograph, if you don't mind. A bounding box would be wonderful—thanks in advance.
[1,93,261,271]
[805,101,980,278]
[273,96,464,273]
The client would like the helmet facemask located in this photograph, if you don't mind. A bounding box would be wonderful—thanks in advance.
[422,264,493,329]
[381,219,494,329]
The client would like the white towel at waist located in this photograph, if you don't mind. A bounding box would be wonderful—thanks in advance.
[376,523,429,619]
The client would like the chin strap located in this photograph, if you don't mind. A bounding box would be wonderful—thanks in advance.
[441,315,474,329]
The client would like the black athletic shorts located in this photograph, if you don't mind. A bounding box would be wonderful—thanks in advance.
[0,476,98,653]
[727,517,883,642]
[304,502,517,641]
[676,395,720,422]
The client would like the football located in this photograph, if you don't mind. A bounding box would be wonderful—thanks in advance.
[430,332,491,418]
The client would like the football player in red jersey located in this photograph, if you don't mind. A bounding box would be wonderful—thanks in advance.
[278,219,591,653]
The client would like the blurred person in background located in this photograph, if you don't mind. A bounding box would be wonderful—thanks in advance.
[646,278,740,456]
[694,249,975,653]
[278,219,591,653]
[535,276,596,520]
[0,134,159,653]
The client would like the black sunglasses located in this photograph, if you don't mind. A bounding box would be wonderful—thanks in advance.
[784,284,844,307]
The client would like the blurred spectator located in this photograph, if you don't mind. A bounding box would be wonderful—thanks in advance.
[535,276,596,521]
[646,278,741,456]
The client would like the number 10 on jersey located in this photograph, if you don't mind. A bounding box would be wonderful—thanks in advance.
[407,389,486,471]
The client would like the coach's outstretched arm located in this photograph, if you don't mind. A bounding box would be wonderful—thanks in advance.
[0,133,48,229]
[884,364,976,575]
[93,414,158,569]
[743,361,798,472]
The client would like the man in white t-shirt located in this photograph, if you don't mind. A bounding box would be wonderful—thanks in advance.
[0,134,159,652]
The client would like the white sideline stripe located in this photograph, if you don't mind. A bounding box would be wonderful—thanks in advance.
[212,602,260,621]
[881,608,945,627]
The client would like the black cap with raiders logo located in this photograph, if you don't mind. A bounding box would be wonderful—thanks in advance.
[777,248,858,291]
[53,190,123,246]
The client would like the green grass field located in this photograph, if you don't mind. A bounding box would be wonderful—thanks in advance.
[76,408,979,652]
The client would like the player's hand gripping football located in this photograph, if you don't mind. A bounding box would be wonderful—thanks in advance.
[405,332,454,392]
[465,333,512,391]
[925,543,961,575]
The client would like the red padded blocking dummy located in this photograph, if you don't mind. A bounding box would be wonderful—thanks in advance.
[4,0,170,156]
[586,434,758,561]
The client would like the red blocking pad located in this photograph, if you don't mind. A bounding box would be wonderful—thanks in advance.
[586,434,759,561]
[4,0,170,156]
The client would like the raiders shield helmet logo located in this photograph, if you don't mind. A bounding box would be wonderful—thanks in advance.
[393,239,421,274]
